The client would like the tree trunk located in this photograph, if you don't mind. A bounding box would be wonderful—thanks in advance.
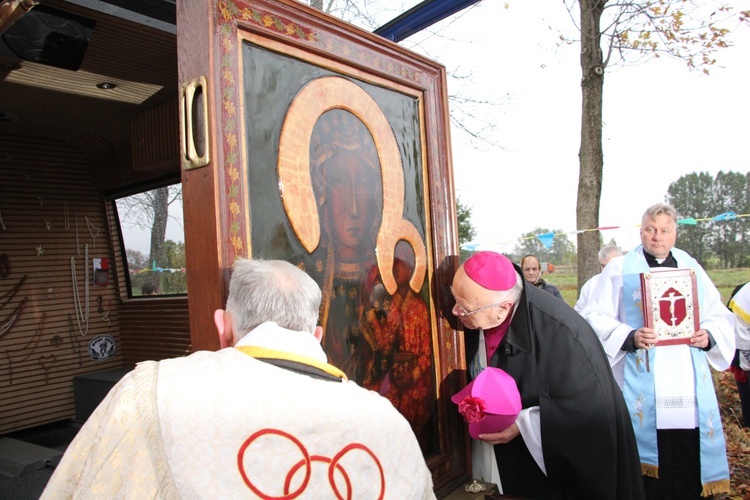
[576,0,605,293]
[148,186,169,291]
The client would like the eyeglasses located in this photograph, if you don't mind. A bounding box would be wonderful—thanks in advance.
[450,286,502,317]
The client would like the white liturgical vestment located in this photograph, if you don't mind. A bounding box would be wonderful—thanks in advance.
[581,248,734,427]
[42,322,435,499]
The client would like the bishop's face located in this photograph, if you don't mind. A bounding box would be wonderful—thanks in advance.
[640,214,677,259]
[450,267,512,331]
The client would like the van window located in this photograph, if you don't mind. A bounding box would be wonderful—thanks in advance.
[115,184,187,296]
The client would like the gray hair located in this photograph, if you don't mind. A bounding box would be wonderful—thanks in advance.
[492,270,524,305]
[226,259,321,338]
[642,203,678,226]
[598,245,622,264]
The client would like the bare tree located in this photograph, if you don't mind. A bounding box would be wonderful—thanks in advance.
[302,0,507,149]
[125,248,148,270]
[148,187,170,270]
[116,184,182,290]
[567,0,747,290]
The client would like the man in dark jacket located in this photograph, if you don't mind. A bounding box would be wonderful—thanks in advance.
[451,251,643,499]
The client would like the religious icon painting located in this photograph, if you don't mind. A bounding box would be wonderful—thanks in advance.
[240,35,441,458]
[640,268,700,346]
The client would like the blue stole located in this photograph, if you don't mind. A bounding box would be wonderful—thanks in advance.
[621,246,729,492]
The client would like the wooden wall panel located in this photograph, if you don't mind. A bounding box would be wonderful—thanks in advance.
[0,134,193,435]
[119,297,191,366]
[132,100,180,173]
[0,134,122,434]
[105,201,129,301]
[0,1,179,192]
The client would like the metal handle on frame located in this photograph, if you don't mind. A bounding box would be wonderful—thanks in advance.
[180,75,210,170]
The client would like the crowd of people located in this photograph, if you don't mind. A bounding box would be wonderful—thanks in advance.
[41,202,746,499]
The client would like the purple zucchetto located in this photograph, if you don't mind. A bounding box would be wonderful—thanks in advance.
[463,251,517,291]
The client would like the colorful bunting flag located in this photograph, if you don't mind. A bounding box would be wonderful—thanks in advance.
[536,232,555,249]
[460,211,750,250]
[712,211,737,221]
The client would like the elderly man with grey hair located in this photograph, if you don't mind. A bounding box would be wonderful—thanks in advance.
[43,259,435,499]
[581,203,734,499]
[574,244,623,313]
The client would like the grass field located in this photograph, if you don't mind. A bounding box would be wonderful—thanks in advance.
[545,266,750,498]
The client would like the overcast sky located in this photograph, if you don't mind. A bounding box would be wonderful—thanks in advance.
[402,0,750,255]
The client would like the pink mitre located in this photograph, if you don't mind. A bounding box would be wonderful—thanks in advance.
[463,251,516,291]
[451,367,521,439]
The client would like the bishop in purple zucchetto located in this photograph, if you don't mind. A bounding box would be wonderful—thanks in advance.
[463,251,517,291]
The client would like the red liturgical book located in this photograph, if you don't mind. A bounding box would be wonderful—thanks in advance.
[640,268,700,346]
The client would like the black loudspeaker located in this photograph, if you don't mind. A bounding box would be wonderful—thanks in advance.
[1,5,95,71]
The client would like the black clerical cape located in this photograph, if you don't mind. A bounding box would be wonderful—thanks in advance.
[465,274,644,499]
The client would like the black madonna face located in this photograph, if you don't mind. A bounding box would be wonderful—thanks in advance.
[322,149,381,252]
[312,109,383,262]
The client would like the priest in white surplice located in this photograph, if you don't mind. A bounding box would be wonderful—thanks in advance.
[581,203,734,499]
[574,244,622,313]
[42,259,435,499]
